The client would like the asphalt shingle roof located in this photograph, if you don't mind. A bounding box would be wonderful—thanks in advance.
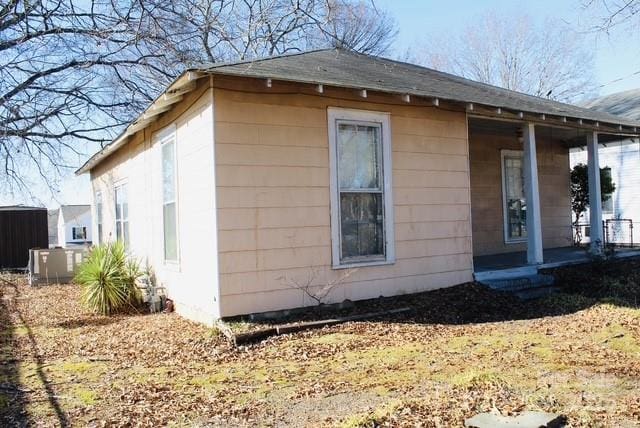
[59,205,90,222]
[205,48,640,128]
[78,48,640,174]
[583,88,640,121]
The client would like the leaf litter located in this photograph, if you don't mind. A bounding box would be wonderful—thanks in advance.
[0,259,639,427]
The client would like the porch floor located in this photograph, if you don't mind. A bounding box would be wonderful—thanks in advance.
[474,246,640,273]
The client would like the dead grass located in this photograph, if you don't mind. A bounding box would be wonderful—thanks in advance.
[1,263,640,427]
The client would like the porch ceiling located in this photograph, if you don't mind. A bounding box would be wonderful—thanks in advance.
[469,117,637,148]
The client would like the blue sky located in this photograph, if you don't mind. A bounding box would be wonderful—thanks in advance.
[4,0,640,208]
[378,0,640,95]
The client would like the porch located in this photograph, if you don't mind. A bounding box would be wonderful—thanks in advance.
[474,245,640,274]
[467,114,640,282]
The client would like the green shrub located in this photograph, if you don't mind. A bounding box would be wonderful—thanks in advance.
[75,242,142,315]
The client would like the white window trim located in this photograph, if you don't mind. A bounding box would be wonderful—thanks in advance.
[328,107,395,269]
[95,191,103,244]
[114,180,129,246]
[501,149,527,244]
[155,124,181,265]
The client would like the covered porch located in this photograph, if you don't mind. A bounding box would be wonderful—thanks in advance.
[474,246,640,273]
[467,113,640,277]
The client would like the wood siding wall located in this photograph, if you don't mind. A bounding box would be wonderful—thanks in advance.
[90,80,221,324]
[213,84,474,317]
[0,209,48,269]
[469,126,572,256]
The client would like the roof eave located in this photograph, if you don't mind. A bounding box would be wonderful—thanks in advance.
[75,70,206,175]
[77,64,640,174]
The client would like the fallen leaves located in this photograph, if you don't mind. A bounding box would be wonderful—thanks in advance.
[1,261,640,427]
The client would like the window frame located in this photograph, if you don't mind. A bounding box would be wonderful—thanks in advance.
[72,226,87,241]
[114,182,129,248]
[328,107,395,269]
[155,124,180,264]
[95,191,103,244]
[501,149,527,244]
[601,166,614,215]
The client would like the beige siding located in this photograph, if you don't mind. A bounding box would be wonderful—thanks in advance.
[469,127,572,257]
[90,81,220,324]
[214,88,474,317]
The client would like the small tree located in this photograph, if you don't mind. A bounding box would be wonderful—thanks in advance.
[570,163,616,226]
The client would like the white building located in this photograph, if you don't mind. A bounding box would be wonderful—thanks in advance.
[571,140,640,222]
[572,89,640,245]
[55,205,92,247]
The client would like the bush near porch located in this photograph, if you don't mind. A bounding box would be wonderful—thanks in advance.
[1,259,640,427]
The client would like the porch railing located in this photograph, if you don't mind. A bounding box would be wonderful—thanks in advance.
[573,219,637,248]
[604,219,635,247]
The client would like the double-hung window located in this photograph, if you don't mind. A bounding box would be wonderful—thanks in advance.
[115,183,129,247]
[328,108,394,268]
[501,150,527,243]
[157,126,179,262]
[95,192,103,244]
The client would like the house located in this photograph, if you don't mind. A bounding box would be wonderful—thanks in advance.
[76,49,640,325]
[47,209,59,247]
[0,205,48,270]
[55,205,92,247]
[571,89,640,245]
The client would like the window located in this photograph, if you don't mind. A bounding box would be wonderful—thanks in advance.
[158,126,178,262]
[95,192,103,244]
[328,108,394,268]
[501,150,527,243]
[72,227,87,240]
[115,183,129,247]
[602,167,614,214]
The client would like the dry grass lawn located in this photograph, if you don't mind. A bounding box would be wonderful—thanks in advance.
[2,259,640,427]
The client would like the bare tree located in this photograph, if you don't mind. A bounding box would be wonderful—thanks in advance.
[306,0,397,55]
[582,0,640,32]
[1,0,396,199]
[0,0,175,197]
[412,13,597,103]
[149,0,397,65]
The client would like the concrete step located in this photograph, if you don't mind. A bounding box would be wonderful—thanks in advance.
[477,271,559,300]
[474,266,538,282]
[481,273,555,292]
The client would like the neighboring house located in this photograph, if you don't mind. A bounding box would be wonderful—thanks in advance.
[56,205,92,247]
[47,209,59,247]
[572,89,640,243]
[76,49,640,325]
[0,205,48,269]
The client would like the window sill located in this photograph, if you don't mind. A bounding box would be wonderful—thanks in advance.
[505,238,527,245]
[163,260,181,272]
[332,258,395,270]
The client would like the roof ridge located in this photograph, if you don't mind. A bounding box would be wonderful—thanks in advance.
[202,47,340,71]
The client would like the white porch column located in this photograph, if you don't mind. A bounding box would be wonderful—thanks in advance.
[522,123,544,265]
[587,131,603,254]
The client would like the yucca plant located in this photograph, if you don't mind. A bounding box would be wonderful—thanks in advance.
[75,241,141,315]
[123,258,144,306]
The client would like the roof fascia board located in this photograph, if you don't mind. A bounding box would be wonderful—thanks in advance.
[468,110,638,137]
[75,70,204,175]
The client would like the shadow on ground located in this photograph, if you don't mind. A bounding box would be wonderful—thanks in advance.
[0,276,69,427]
